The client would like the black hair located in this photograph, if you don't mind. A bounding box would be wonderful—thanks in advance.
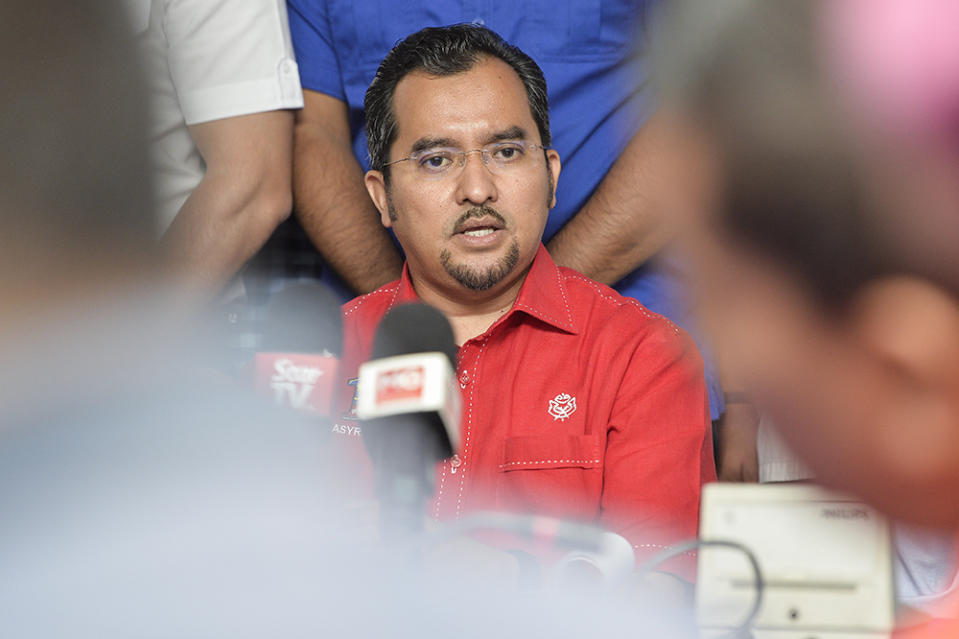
[364,24,550,174]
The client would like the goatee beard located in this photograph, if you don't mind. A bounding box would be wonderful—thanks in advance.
[440,239,520,291]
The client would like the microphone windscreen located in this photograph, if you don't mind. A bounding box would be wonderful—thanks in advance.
[370,303,457,366]
[261,282,343,356]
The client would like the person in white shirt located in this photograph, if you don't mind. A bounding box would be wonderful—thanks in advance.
[140,0,304,298]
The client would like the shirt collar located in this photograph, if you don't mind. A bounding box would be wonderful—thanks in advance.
[503,244,578,334]
[390,244,578,335]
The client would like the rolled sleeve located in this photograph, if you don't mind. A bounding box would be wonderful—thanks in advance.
[162,0,303,125]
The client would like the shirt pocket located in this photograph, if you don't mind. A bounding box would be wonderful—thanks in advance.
[330,0,454,68]
[525,0,642,62]
[496,434,602,519]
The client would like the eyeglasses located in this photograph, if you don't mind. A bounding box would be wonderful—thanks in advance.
[383,140,549,181]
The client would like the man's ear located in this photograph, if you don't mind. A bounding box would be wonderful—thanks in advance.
[546,149,561,209]
[364,170,392,228]
[848,275,959,523]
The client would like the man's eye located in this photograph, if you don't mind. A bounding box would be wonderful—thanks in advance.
[418,152,453,171]
[493,144,524,162]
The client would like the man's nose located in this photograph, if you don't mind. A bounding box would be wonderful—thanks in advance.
[454,150,498,206]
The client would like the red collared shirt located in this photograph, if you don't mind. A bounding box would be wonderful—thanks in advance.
[335,245,715,575]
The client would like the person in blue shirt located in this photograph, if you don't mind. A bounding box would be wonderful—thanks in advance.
[286,0,738,474]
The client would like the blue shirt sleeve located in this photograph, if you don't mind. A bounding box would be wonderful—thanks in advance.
[287,0,346,101]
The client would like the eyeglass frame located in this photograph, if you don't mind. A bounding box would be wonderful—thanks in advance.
[381,139,552,180]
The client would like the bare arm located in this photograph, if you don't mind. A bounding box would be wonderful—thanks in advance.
[547,112,672,285]
[161,110,295,296]
[293,90,403,294]
[714,356,760,482]
[715,402,760,482]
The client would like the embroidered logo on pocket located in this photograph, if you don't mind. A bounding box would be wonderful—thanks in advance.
[548,393,577,421]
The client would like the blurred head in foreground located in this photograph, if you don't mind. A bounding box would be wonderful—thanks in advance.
[654,0,959,526]
[0,2,162,411]
[0,3,156,327]
[0,2,343,634]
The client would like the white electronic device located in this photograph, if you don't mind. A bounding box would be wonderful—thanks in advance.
[697,483,894,639]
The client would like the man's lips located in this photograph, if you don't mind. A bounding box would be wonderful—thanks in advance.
[453,216,505,236]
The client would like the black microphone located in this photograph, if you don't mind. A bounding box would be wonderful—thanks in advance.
[355,303,461,540]
[253,282,343,418]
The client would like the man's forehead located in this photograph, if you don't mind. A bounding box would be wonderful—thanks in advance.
[390,56,536,147]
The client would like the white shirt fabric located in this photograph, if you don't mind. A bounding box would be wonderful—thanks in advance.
[140,0,304,233]
[757,415,813,483]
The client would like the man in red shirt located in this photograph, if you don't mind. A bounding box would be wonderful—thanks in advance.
[333,25,714,576]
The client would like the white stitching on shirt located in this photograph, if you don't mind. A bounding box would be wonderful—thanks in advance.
[511,302,566,328]
[632,543,698,558]
[342,284,397,317]
[386,281,401,312]
[453,339,484,520]
[564,272,683,334]
[509,266,575,330]
[565,272,648,314]
[556,264,574,326]
[498,458,600,469]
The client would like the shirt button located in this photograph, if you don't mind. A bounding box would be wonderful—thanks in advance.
[280,58,295,74]
[459,370,470,388]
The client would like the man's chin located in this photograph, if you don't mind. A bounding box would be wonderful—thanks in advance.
[441,242,521,292]
[446,263,514,292]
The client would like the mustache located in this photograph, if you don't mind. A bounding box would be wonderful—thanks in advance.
[454,205,506,228]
